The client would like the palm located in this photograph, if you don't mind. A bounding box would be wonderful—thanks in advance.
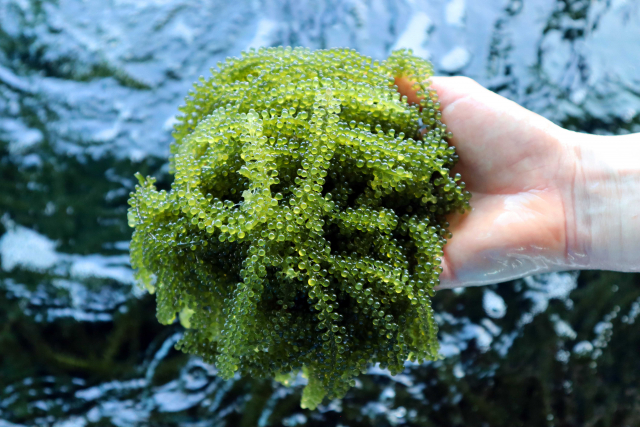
[406,77,574,287]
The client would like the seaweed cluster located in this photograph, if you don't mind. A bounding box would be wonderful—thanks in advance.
[128,47,470,408]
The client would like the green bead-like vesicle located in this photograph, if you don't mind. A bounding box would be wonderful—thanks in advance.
[128,47,471,409]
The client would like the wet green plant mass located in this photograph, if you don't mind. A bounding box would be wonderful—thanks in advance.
[128,47,470,409]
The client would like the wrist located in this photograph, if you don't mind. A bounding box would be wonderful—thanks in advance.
[560,129,640,271]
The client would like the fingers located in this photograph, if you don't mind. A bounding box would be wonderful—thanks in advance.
[438,248,458,285]
[394,75,486,111]
[393,77,423,105]
[437,189,568,289]
[428,76,485,112]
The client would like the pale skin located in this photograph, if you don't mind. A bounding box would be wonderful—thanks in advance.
[395,76,640,288]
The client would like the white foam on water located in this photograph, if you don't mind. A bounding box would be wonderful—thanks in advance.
[439,46,471,72]
[445,0,466,27]
[0,217,59,272]
[390,12,432,59]
[246,19,279,50]
[483,289,506,319]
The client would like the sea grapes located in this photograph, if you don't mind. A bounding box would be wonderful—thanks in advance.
[128,47,470,409]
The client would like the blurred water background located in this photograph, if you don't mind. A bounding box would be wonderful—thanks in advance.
[1,0,639,426]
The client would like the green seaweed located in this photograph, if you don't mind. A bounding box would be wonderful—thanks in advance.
[127,47,470,408]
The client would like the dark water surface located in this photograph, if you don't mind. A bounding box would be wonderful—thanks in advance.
[1,0,639,426]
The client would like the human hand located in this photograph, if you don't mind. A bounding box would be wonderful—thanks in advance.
[397,76,577,288]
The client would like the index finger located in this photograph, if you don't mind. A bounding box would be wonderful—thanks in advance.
[394,75,483,113]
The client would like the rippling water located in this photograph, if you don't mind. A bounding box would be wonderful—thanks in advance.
[1,0,639,425]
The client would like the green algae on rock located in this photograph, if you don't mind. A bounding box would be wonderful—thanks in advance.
[127,47,470,409]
